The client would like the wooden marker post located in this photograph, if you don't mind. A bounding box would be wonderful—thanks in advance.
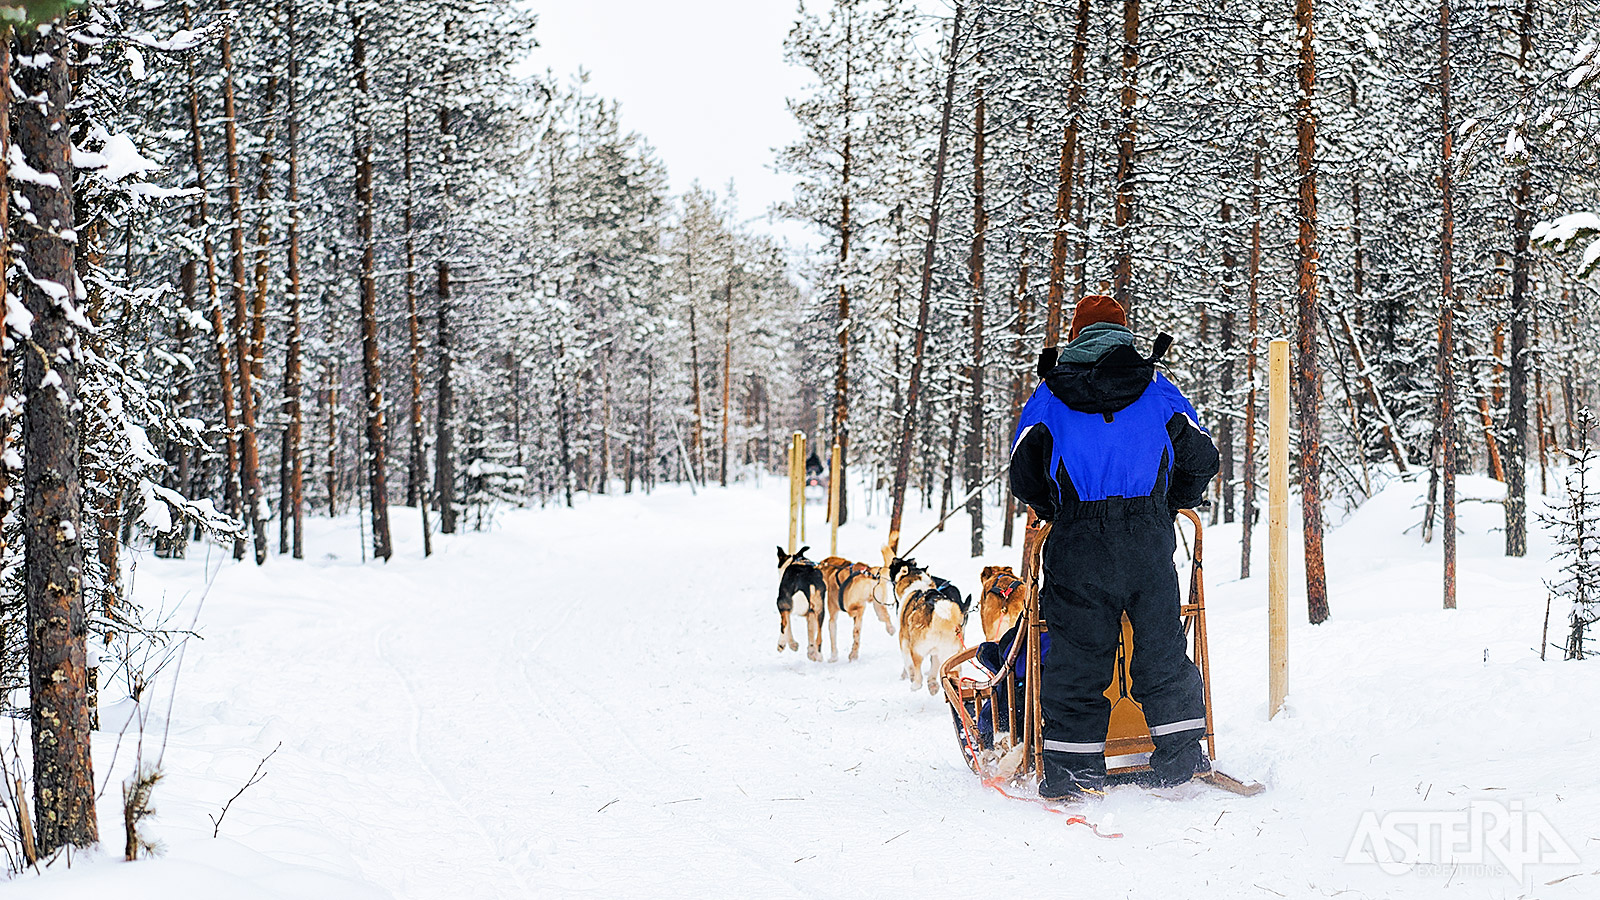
[797,433,808,544]
[829,440,841,557]
[1268,339,1290,719]
[787,433,801,553]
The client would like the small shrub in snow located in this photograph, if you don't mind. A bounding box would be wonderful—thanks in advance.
[1542,410,1600,660]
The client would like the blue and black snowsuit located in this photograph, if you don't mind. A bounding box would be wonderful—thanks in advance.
[1008,323,1220,793]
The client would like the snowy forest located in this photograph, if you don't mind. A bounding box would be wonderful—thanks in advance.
[0,0,1598,887]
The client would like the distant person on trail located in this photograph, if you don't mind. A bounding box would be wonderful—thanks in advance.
[1008,293,1220,800]
[806,450,824,479]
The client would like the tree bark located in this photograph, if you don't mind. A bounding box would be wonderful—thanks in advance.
[887,3,963,553]
[1111,0,1140,316]
[250,72,278,382]
[183,5,243,536]
[1044,0,1091,346]
[436,260,456,533]
[1219,201,1237,523]
[687,287,704,483]
[966,83,987,557]
[17,21,97,852]
[353,8,392,560]
[832,14,855,524]
[401,95,431,556]
[1504,0,1534,557]
[1294,0,1330,624]
[280,0,304,559]
[1241,141,1264,580]
[721,273,733,488]
[1438,0,1457,610]
[221,4,268,564]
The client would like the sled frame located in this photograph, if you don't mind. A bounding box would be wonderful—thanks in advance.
[941,508,1216,781]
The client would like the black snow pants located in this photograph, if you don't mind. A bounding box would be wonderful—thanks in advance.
[1038,497,1207,790]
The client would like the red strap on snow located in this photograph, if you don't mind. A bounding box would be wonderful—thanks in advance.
[979,776,1124,839]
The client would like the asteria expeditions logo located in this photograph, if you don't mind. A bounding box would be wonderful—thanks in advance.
[1345,800,1579,884]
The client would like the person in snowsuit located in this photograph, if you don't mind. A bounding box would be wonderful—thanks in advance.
[1008,294,1220,799]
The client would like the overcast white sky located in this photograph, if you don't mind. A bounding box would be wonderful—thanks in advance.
[524,1,821,252]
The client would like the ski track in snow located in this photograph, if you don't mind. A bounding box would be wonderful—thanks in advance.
[8,473,1600,899]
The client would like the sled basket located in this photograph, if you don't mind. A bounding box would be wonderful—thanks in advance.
[940,509,1217,782]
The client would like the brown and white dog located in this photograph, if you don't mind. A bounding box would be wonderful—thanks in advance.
[775,546,827,661]
[978,565,1026,642]
[890,558,970,694]
[817,557,895,662]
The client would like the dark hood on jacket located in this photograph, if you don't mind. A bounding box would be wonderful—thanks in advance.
[1038,331,1172,415]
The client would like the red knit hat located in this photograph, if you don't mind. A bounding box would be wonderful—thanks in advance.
[1068,294,1127,341]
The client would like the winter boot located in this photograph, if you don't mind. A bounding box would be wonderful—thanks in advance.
[1149,737,1207,787]
[1040,750,1106,800]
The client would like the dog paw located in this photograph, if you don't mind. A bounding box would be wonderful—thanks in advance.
[788,640,799,651]
[926,680,940,696]
[848,651,859,662]
[777,642,786,652]
[828,654,838,663]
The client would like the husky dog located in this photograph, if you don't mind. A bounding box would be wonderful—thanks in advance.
[775,546,828,661]
[978,565,1027,642]
[818,557,895,662]
[891,559,969,694]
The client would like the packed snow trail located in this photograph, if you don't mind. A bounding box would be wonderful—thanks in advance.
[9,474,1600,898]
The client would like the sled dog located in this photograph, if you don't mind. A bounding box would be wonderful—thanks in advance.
[978,565,1026,642]
[818,557,895,662]
[892,559,969,694]
[775,546,827,661]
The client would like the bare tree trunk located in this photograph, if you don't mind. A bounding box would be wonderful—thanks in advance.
[436,260,456,532]
[17,21,97,852]
[1294,0,1329,624]
[1241,141,1264,580]
[966,83,987,557]
[887,3,964,553]
[721,274,733,487]
[688,297,705,483]
[1044,0,1091,346]
[1219,201,1237,523]
[1438,0,1457,609]
[324,355,338,517]
[280,0,304,559]
[832,14,856,525]
[1504,0,1534,557]
[184,5,242,534]
[402,95,431,556]
[221,4,268,564]
[1111,0,1140,316]
[353,9,392,560]
[1003,257,1030,549]
[250,72,278,383]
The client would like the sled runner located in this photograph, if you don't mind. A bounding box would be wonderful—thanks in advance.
[940,509,1263,797]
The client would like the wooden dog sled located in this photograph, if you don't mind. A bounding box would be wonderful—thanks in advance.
[940,509,1262,797]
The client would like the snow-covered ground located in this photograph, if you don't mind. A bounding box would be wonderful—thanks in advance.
[7,471,1599,898]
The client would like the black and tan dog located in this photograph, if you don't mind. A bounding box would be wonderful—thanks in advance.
[978,565,1026,642]
[817,557,895,662]
[775,546,827,661]
[891,558,970,694]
